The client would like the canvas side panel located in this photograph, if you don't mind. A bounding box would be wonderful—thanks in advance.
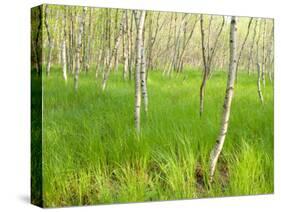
[31,5,43,208]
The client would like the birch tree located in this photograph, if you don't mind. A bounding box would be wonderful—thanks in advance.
[74,7,87,91]
[83,8,93,73]
[61,7,67,82]
[146,12,164,77]
[122,11,129,80]
[199,15,225,116]
[141,24,148,113]
[261,20,267,87]
[247,20,258,75]
[210,16,237,182]
[33,6,42,76]
[235,17,253,82]
[256,21,264,104]
[44,6,59,76]
[101,11,126,91]
[175,15,199,72]
[134,10,146,133]
[265,24,274,81]
[166,14,187,76]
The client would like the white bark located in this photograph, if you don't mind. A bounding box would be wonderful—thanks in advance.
[61,8,67,82]
[141,35,148,113]
[74,7,87,91]
[134,10,146,133]
[257,63,264,104]
[62,42,67,81]
[210,16,237,182]
[122,11,129,80]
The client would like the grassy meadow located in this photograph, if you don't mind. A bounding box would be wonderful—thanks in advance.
[42,68,273,207]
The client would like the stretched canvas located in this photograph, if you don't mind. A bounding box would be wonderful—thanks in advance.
[31,4,274,208]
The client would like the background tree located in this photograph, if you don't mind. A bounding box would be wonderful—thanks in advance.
[256,21,264,104]
[61,7,68,82]
[74,7,87,91]
[44,5,59,76]
[235,17,253,83]
[199,15,225,116]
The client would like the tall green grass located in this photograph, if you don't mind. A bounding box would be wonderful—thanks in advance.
[42,68,273,207]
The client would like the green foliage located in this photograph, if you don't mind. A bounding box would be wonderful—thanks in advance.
[42,69,273,207]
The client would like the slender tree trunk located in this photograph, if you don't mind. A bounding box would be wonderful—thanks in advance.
[61,8,68,82]
[199,15,225,116]
[141,27,148,113]
[84,8,92,73]
[45,7,59,77]
[34,6,42,76]
[176,16,199,72]
[129,11,134,81]
[261,20,267,87]
[265,24,274,82]
[147,13,153,72]
[199,15,208,116]
[122,11,129,80]
[163,13,173,75]
[206,17,225,79]
[235,18,253,82]
[247,20,258,75]
[101,12,126,91]
[44,5,51,76]
[74,7,87,91]
[167,14,187,76]
[134,10,146,133]
[256,22,264,104]
[210,16,237,182]
[114,9,120,73]
[69,8,76,74]
[66,8,71,74]
[257,63,264,104]
[146,12,163,79]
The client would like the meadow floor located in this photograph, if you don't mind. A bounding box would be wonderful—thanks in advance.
[42,69,273,207]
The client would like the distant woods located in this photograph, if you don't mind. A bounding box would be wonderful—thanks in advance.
[31,6,274,84]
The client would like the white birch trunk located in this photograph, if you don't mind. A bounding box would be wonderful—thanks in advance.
[123,38,129,79]
[74,7,87,91]
[61,41,67,82]
[210,16,237,182]
[141,35,148,113]
[61,8,67,82]
[122,12,129,80]
[257,63,264,104]
[134,10,146,133]
[256,21,264,104]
